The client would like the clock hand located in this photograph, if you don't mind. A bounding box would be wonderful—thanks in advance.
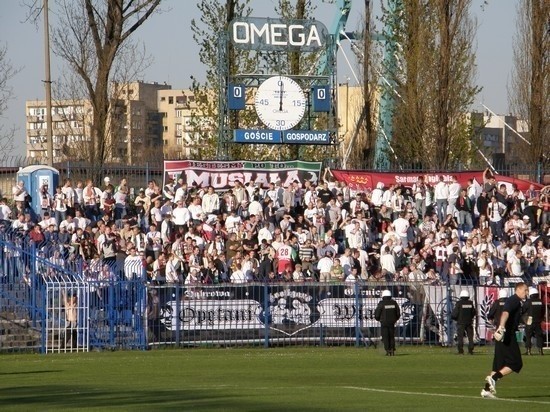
[279,81,284,111]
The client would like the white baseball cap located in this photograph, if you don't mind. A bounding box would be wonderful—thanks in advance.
[382,290,391,298]
[498,289,508,299]
[529,287,539,296]
[459,290,470,298]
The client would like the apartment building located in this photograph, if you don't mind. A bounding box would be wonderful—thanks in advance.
[157,88,215,159]
[26,81,171,164]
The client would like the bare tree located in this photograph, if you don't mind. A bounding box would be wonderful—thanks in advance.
[27,0,162,178]
[0,43,20,165]
[509,0,549,168]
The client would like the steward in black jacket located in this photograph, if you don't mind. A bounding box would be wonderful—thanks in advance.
[375,290,401,356]
[451,290,476,354]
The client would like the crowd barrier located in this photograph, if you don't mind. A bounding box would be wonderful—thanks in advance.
[0,236,549,353]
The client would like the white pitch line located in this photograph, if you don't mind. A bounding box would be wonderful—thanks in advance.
[340,386,550,405]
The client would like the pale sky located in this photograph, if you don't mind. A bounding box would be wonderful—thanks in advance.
[0,0,518,160]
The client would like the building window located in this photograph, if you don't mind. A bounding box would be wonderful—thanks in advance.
[160,96,166,102]
[163,126,168,132]
[168,96,173,104]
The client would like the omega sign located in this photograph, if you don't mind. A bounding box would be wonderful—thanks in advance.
[229,17,329,51]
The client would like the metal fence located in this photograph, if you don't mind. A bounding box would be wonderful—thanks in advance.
[0,220,550,353]
[1,233,549,353]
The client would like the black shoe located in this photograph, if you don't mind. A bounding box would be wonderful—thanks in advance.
[540,349,544,356]
[468,351,474,355]
[385,351,390,356]
[457,351,464,355]
[524,349,531,356]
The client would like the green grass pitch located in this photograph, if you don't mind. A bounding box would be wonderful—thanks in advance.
[0,346,548,411]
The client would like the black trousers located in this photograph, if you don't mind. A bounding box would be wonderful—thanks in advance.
[493,332,523,373]
[525,323,543,349]
[456,323,474,353]
[381,324,396,352]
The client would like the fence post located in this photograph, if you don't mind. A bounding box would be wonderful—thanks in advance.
[66,160,71,180]
[263,283,269,348]
[40,282,47,354]
[145,162,150,187]
[354,282,361,347]
[175,285,181,347]
[30,243,37,328]
[445,279,453,347]
[108,278,115,347]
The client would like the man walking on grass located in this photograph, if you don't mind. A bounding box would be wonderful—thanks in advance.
[481,282,529,399]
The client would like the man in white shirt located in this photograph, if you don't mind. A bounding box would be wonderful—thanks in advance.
[487,195,506,240]
[172,200,191,230]
[346,220,365,250]
[477,250,493,285]
[317,252,334,282]
[434,176,449,224]
[124,247,143,280]
[225,210,242,233]
[447,175,461,216]
[12,181,27,210]
[0,197,12,221]
[258,223,273,244]
[392,212,410,247]
[38,212,57,230]
[506,249,523,277]
[201,186,219,214]
[174,183,188,204]
[248,196,264,220]
[371,182,385,208]
[187,197,204,223]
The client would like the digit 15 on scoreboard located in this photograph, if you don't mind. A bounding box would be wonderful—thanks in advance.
[312,85,330,112]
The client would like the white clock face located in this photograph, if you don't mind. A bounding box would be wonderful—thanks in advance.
[254,76,307,131]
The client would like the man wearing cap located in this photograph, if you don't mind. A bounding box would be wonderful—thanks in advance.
[451,290,476,354]
[523,287,544,355]
[374,289,401,356]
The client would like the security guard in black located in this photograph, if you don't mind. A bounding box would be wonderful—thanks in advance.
[374,291,400,356]
[523,289,544,355]
[488,294,506,327]
[451,291,476,354]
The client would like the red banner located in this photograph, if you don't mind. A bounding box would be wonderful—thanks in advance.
[330,170,542,193]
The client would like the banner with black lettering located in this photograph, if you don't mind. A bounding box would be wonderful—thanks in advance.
[154,284,421,343]
[164,160,322,191]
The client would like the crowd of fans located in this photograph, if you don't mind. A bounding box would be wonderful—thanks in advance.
[1,168,549,287]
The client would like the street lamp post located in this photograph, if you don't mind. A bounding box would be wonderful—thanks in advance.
[43,0,54,167]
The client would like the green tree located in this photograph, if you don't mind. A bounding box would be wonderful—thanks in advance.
[509,0,549,169]
[192,0,338,163]
[380,0,479,169]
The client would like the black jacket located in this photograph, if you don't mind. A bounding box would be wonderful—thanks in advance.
[523,296,544,324]
[451,297,475,325]
[487,298,506,326]
[374,297,400,325]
